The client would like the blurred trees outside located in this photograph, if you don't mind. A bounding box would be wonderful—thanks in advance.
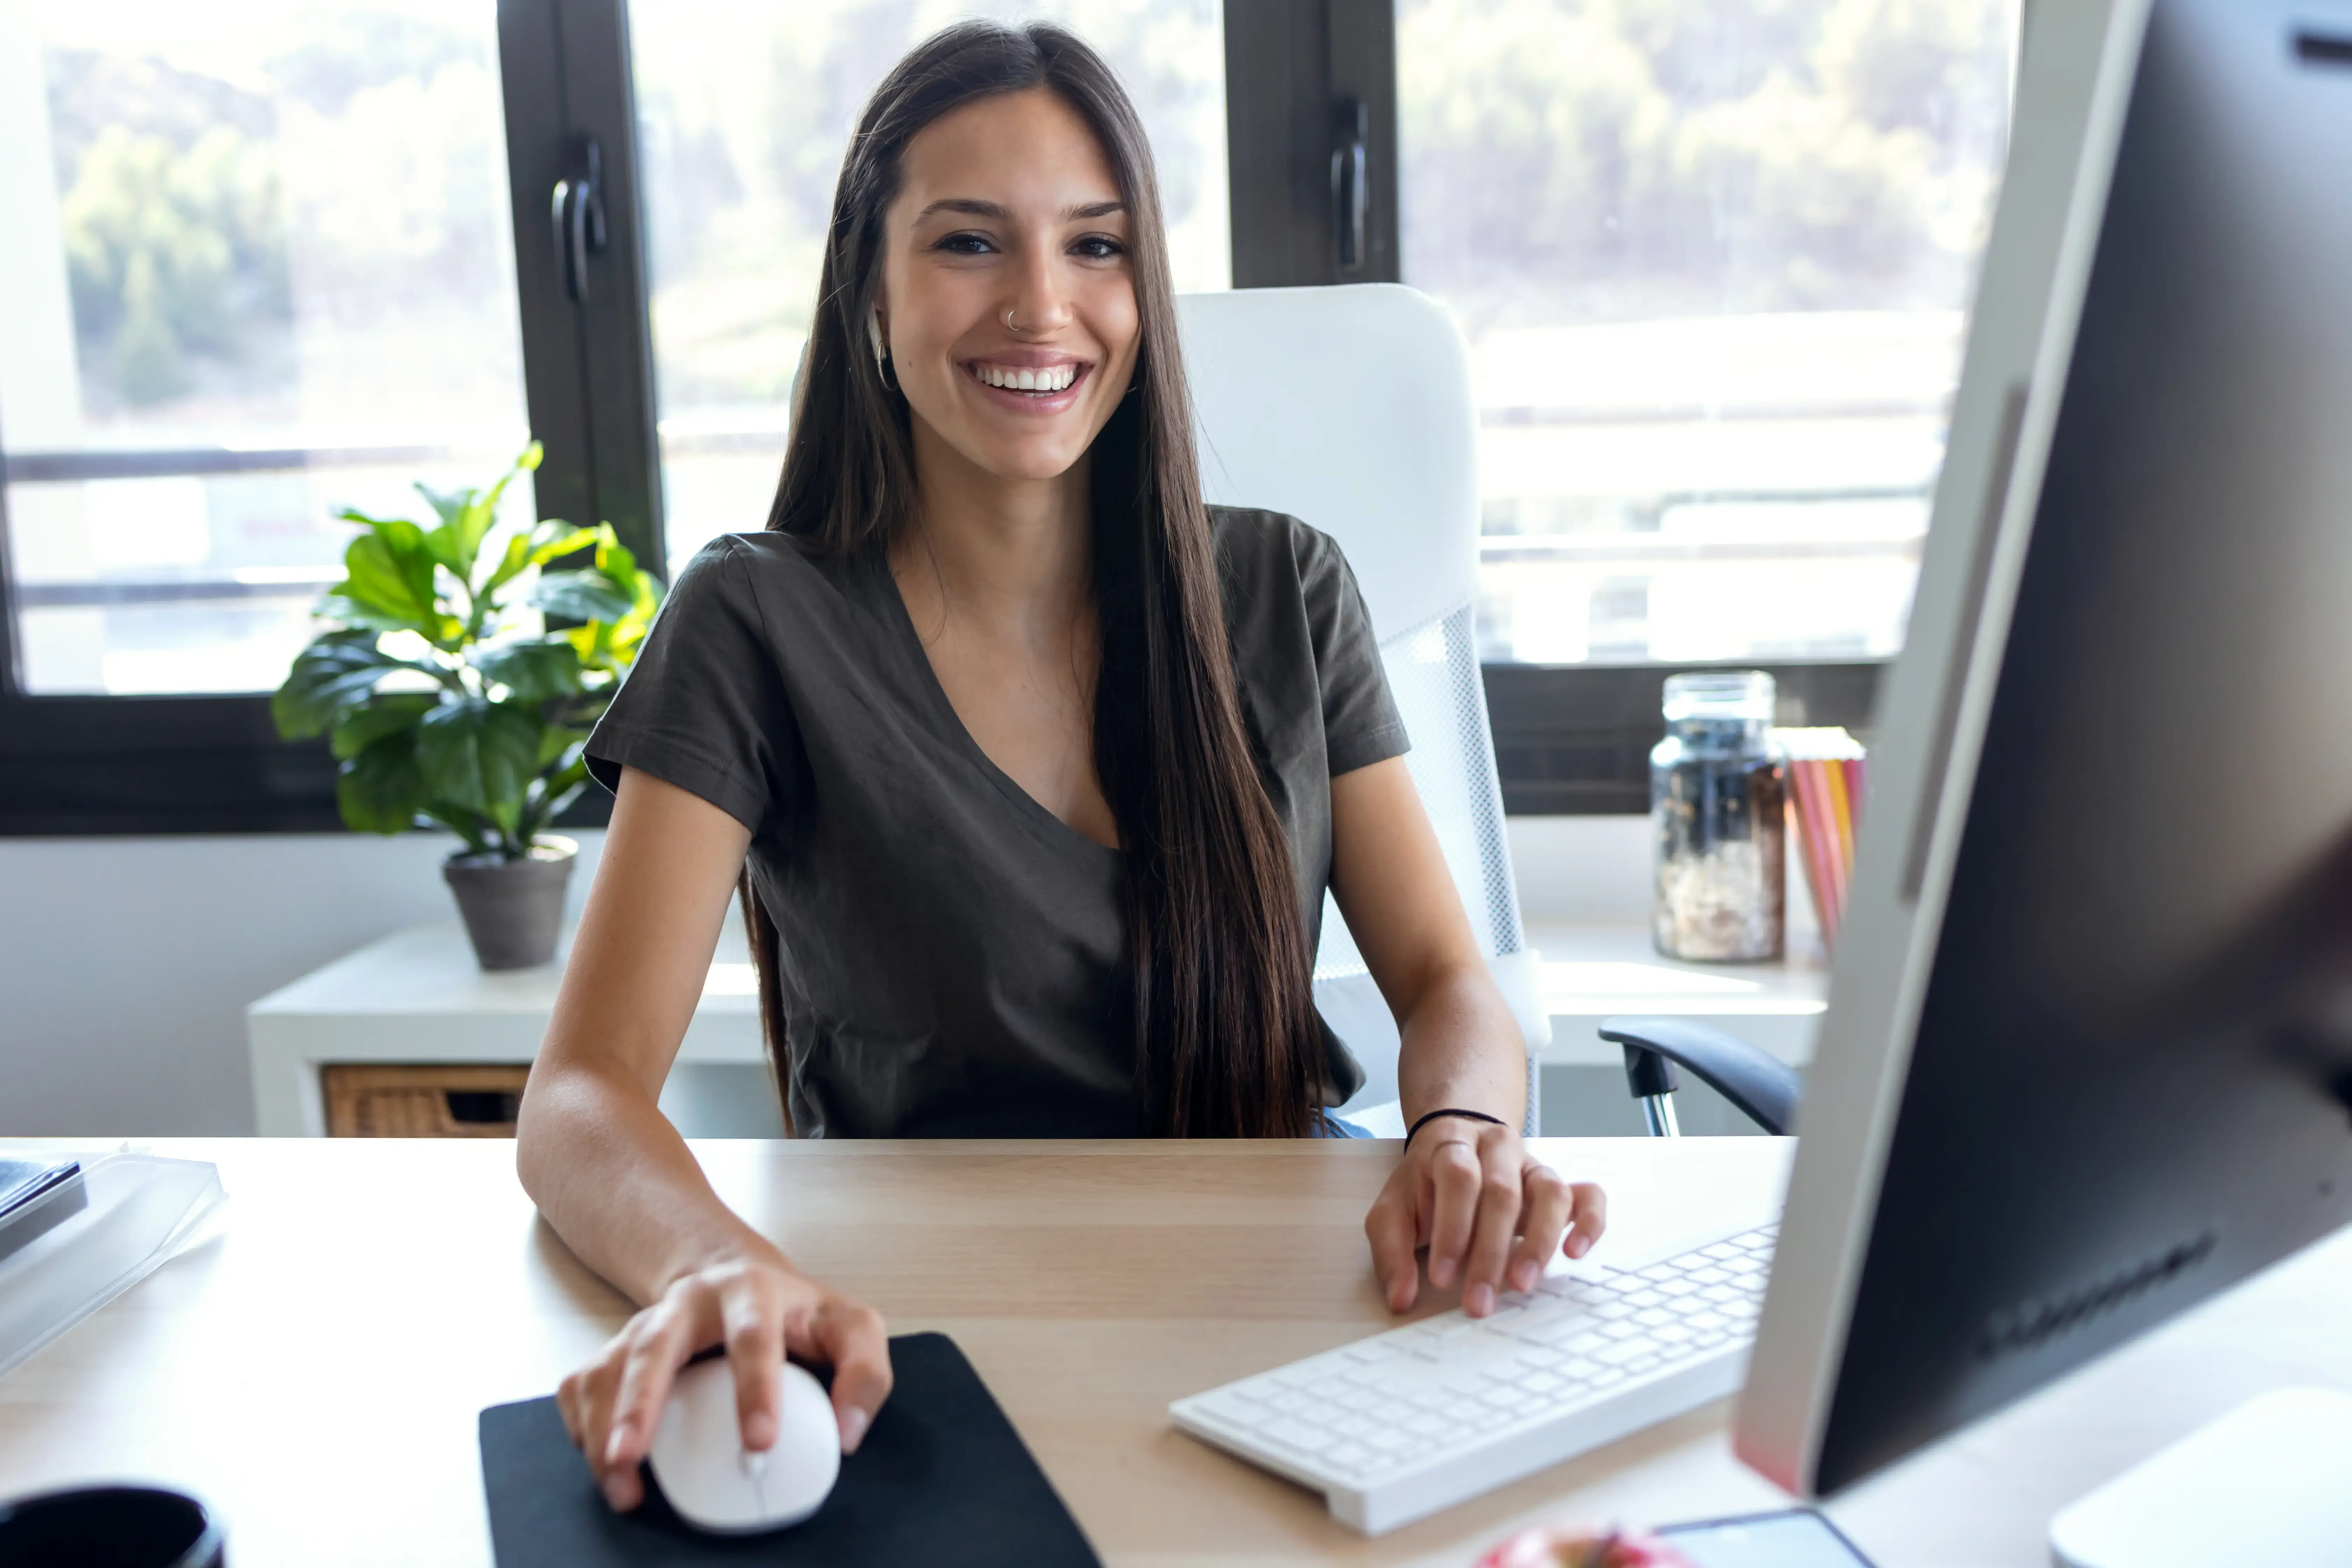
[59,125,288,408]
[42,10,517,433]
[1398,0,2015,335]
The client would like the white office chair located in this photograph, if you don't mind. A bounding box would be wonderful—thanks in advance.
[1176,285,1550,1136]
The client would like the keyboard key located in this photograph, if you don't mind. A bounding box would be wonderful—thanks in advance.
[1262,1419,1337,1455]
[1519,1316,1589,1346]
[1192,1392,1265,1428]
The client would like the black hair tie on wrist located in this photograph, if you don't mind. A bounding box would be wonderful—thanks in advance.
[1405,1107,1508,1147]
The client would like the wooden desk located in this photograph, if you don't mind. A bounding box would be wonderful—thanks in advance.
[0,1138,2346,1566]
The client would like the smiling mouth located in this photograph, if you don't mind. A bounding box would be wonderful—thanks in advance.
[965,360,1088,396]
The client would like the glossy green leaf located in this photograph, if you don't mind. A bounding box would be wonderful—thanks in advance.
[415,483,471,531]
[337,729,430,834]
[478,639,583,703]
[530,524,604,568]
[475,533,536,603]
[595,536,639,585]
[414,698,542,816]
[274,628,405,738]
[329,692,436,761]
[341,523,441,631]
[531,568,637,624]
[536,724,589,770]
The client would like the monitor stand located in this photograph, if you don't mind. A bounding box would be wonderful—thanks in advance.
[2048,1388,2352,1567]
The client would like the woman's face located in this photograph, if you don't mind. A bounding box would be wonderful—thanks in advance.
[876,88,1141,485]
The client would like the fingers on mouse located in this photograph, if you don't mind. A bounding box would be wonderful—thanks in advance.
[648,1358,841,1533]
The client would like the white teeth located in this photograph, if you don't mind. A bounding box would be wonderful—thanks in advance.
[976,363,1077,392]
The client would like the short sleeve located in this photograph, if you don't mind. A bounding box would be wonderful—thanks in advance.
[1294,524,1410,776]
[584,534,798,833]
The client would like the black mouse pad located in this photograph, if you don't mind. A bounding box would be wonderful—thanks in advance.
[479,1331,1100,1567]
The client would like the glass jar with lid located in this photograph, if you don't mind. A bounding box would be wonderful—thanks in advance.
[1651,671,1785,961]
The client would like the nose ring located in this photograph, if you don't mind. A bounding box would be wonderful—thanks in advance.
[1005,306,1021,333]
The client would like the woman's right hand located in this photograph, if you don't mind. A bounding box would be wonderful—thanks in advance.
[556,1249,894,1512]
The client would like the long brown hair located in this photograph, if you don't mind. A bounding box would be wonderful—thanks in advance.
[738,20,1322,1138]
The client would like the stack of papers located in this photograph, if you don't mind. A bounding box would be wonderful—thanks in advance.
[0,1150,227,1380]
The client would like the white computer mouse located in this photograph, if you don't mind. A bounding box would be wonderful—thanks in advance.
[647,1357,840,1534]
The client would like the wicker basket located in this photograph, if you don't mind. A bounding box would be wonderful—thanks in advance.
[322,1064,531,1138]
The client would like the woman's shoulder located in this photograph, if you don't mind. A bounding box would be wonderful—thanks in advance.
[1207,505,1349,591]
[674,527,834,579]
[666,528,868,620]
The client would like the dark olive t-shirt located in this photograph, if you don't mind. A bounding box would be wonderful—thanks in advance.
[584,507,1409,1137]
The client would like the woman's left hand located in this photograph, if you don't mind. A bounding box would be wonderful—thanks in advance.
[1364,1118,1607,1317]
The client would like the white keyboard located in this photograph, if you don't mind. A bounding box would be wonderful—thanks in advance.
[1169,1218,1778,1534]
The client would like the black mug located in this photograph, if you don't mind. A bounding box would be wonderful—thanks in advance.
[0,1485,225,1567]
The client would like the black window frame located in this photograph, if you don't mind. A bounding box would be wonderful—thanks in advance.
[0,0,656,834]
[0,0,1888,833]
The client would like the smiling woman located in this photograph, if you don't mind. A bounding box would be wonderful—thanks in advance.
[513,19,1603,1525]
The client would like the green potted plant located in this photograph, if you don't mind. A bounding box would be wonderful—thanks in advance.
[273,443,663,969]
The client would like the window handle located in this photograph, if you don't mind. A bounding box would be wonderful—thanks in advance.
[1331,98,1368,273]
[550,135,609,303]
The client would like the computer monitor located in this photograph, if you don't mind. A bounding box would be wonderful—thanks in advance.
[1736,0,2352,1497]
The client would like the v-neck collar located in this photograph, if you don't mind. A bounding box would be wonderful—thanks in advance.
[862,546,1122,862]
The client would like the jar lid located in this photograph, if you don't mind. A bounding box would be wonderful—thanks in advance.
[1662,670,1776,722]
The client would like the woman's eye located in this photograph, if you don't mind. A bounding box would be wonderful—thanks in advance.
[936,231,996,255]
[1072,235,1126,261]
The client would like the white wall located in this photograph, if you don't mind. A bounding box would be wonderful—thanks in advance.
[0,832,606,1136]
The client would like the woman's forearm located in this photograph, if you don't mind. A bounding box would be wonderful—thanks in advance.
[516,1060,784,1307]
[1393,960,1527,1129]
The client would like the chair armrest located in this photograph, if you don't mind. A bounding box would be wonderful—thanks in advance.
[1598,1016,1802,1136]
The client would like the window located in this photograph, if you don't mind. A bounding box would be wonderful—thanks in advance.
[630,0,1229,574]
[0,2,534,696]
[0,0,2021,830]
[1394,0,2017,667]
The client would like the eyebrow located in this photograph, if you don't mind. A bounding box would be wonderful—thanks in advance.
[912,197,1127,224]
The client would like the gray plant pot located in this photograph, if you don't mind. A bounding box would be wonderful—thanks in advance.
[442,835,578,971]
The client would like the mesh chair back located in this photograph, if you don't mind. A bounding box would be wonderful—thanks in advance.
[1176,286,1548,1128]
